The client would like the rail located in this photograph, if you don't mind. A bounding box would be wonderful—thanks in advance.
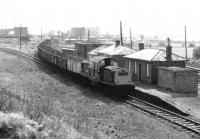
[0,47,42,63]
[121,94,200,137]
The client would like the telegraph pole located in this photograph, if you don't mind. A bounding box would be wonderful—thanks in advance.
[88,29,90,42]
[184,26,187,59]
[41,28,43,42]
[120,21,123,46]
[19,24,22,50]
[130,28,132,49]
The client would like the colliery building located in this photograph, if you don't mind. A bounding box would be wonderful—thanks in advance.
[0,27,29,40]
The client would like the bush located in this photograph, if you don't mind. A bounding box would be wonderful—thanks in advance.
[193,46,200,59]
[0,112,39,139]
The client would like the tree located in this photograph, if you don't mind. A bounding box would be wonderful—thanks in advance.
[193,46,200,59]
[188,43,195,47]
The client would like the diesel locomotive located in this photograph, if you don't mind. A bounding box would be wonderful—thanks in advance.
[38,40,135,96]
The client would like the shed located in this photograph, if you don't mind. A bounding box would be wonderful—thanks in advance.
[87,45,110,59]
[158,67,198,93]
[75,42,104,59]
[124,48,187,84]
[96,45,116,57]
[96,42,136,67]
[96,44,135,56]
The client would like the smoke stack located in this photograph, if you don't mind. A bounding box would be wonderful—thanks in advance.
[166,38,172,61]
[139,43,144,50]
[115,40,120,47]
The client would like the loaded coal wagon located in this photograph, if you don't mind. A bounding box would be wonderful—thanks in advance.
[38,40,135,96]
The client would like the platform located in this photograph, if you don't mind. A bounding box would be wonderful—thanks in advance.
[134,81,199,117]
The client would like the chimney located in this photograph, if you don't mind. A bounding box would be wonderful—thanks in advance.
[138,43,144,50]
[115,40,120,47]
[166,38,172,61]
[120,21,123,46]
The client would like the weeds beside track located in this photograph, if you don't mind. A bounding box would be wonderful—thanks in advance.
[121,94,200,137]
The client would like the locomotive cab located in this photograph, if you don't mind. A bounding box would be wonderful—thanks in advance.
[101,66,132,85]
[81,56,118,81]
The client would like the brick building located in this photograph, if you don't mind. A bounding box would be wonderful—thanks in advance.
[75,42,104,59]
[158,67,198,93]
[124,46,187,84]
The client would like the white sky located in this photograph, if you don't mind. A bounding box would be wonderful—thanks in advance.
[0,0,200,40]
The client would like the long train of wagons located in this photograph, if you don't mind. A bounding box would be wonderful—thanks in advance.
[38,39,135,96]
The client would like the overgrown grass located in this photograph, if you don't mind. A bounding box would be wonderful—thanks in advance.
[0,112,40,139]
[0,87,102,139]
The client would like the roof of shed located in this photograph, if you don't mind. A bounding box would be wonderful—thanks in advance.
[89,56,112,63]
[96,45,135,56]
[110,46,136,55]
[96,45,116,54]
[75,42,103,45]
[158,66,195,71]
[87,45,109,55]
[124,48,187,61]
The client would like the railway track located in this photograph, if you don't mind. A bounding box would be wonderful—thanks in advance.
[121,94,200,137]
[0,47,42,63]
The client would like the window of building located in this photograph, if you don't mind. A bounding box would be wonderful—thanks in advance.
[147,63,149,77]
[134,61,137,74]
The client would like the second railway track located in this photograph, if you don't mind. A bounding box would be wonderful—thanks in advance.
[121,94,200,137]
[0,47,42,63]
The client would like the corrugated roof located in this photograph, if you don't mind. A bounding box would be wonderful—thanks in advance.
[96,45,135,56]
[87,45,109,55]
[124,48,186,61]
[110,46,136,55]
[89,56,110,63]
[158,66,193,71]
[96,45,116,54]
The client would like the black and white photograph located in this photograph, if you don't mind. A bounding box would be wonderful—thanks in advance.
[0,0,200,138]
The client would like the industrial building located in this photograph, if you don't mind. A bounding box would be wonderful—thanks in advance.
[0,27,29,40]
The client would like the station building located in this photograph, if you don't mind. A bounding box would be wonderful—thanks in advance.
[124,42,187,84]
